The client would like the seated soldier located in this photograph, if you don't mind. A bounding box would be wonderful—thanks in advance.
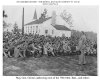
[93,48,97,54]
[44,42,54,56]
[20,41,28,57]
[63,40,71,53]
[86,46,91,55]
[47,43,55,56]
[52,43,57,54]
[30,43,38,53]
[27,43,38,57]
[14,45,23,58]
[37,44,42,54]
[3,43,12,58]
[3,48,8,58]
[44,42,49,55]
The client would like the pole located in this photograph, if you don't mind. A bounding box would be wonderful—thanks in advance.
[22,7,24,35]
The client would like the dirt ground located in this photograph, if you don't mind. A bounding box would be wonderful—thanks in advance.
[3,55,97,76]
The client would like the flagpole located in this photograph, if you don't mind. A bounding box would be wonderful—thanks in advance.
[22,7,24,35]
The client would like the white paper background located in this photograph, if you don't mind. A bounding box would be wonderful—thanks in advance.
[0,0,100,81]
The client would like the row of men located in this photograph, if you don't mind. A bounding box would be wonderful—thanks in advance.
[3,31,97,65]
[3,39,71,58]
[3,41,97,59]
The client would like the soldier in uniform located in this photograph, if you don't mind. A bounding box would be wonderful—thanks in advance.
[3,42,13,58]
[14,44,23,58]
[44,42,54,56]
[3,46,9,58]
[30,43,38,54]
[48,42,55,56]
[26,42,38,57]
[77,31,87,65]
[44,42,49,56]
[63,40,71,53]
[22,41,28,57]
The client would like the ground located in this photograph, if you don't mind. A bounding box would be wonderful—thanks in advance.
[3,55,97,76]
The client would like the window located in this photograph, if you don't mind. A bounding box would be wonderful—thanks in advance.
[62,34,65,37]
[39,29,40,33]
[28,27,29,33]
[26,26,28,32]
[33,26,34,34]
[31,26,32,33]
[36,26,38,33]
[45,30,48,34]
[26,27,27,33]
[33,31,34,34]
[52,30,54,34]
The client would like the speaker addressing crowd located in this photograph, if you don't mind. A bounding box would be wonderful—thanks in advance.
[3,29,97,65]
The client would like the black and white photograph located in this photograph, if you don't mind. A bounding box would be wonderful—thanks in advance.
[3,5,98,76]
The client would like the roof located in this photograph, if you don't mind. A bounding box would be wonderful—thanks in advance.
[25,17,51,26]
[52,24,71,31]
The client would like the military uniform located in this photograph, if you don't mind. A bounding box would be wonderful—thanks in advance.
[44,42,49,55]
[14,45,23,58]
[3,48,8,58]
[44,42,54,56]
[63,41,71,53]
[30,43,37,54]
[22,41,28,57]
[78,33,87,65]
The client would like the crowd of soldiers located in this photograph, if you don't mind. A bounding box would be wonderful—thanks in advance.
[3,31,97,61]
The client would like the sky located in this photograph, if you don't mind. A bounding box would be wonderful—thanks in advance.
[3,5,99,33]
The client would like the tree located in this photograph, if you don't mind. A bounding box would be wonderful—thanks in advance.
[3,10,7,18]
[60,10,73,27]
[13,22,19,35]
[3,21,8,28]
[3,10,8,28]
[51,11,56,26]
[39,8,48,19]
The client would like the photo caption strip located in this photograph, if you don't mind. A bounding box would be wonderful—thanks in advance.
[16,76,89,80]
[16,0,80,5]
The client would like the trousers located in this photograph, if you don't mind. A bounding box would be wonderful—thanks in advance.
[79,50,86,64]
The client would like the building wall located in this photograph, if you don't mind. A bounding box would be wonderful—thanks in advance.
[24,24,38,34]
[24,19,71,37]
[52,30,71,37]
[40,19,71,37]
[38,20,56,36]
[3,26,13,32]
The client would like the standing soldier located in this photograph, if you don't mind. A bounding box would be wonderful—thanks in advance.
[77,31,87,65]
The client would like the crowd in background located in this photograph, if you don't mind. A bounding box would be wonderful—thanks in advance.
[3,31,97,58]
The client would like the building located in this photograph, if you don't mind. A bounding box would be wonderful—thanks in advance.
[3,24,13,32]
[24,10,71,37]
